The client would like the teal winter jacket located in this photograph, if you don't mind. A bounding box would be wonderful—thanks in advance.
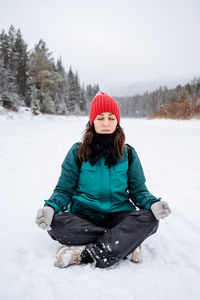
[45,143,160,220]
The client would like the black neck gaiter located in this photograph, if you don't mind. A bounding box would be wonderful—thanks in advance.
[90,132,118,168]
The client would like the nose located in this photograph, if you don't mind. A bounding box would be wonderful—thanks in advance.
[102,119,109,127]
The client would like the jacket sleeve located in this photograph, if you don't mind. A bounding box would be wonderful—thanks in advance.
[127,146,161,210]
[44,142,81,213]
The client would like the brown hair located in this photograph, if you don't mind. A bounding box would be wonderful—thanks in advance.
[78,124,125,162]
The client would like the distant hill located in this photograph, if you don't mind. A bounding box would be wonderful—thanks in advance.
[104,75,199,97]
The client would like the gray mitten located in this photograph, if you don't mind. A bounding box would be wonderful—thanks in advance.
[35,207,54,230]
[151,201,171,220]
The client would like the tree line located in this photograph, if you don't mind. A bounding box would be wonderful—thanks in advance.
[1,25,200,119]
[116,79,200,119]
[0,25,99,114]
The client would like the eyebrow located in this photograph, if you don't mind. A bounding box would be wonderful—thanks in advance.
[99,113,115,116]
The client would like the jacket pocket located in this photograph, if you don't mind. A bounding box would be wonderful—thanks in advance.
[110,161,129,198]
[78,161,99,198]
[80,161,97,172]
[113,161,128,173]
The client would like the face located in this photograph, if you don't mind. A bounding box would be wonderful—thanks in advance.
[93,112,118,134]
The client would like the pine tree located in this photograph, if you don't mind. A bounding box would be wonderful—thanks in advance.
[85,83,100,113]
[0,27,24,110]
[0,26,27,109]
[30,85,40,114]
[74,72,87,112]
[79,85,87,112]
[0,30,9,68]
[54,57,67,114]
[27,39,58,113]
[0,58,22,109]
[65,67,77,112]
[8,25,16,72]
[13,29,28,97]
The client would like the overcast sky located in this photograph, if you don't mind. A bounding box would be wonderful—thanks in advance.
[1,0,200,90]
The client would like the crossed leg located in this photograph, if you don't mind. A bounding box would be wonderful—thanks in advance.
[48,210,159,268]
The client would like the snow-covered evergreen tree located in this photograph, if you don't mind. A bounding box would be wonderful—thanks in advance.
[79,85,87,113]
[65,67,77,112]
[0,26,26,109]
[54,58,67,114]
[27,39,58,113]
[0,30,9,68]
[85,83,100,113]
[0,57,22,109]
[42,91,57,114]
[13,29,28,97]
[30,85,40,114]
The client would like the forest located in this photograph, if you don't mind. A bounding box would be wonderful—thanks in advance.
[0,25,200,119]
[117,79,200,119]
[0,25,99,115]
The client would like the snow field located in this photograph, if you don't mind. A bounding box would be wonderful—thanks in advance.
[0,114,200,300]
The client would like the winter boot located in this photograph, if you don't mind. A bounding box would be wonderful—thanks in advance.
[131,244,142,263]
[55,245,86,268]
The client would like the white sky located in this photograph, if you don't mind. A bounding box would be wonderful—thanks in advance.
[1,0,200,89]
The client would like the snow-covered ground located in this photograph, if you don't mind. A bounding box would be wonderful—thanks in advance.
[0,111,200,300]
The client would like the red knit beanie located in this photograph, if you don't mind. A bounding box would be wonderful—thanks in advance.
[89,91,121,125]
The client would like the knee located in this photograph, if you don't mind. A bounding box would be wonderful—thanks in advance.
[139,210,159,233]
[50,214,61,230]
[147,210,159,233]
[48,230,57,241]
[50,212,74,230]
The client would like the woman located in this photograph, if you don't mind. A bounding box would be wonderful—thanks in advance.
[35,91,171,269]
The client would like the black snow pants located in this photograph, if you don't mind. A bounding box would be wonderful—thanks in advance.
[48,210,159,268]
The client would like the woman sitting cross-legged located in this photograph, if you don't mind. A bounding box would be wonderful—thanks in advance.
[35,91,171,268]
